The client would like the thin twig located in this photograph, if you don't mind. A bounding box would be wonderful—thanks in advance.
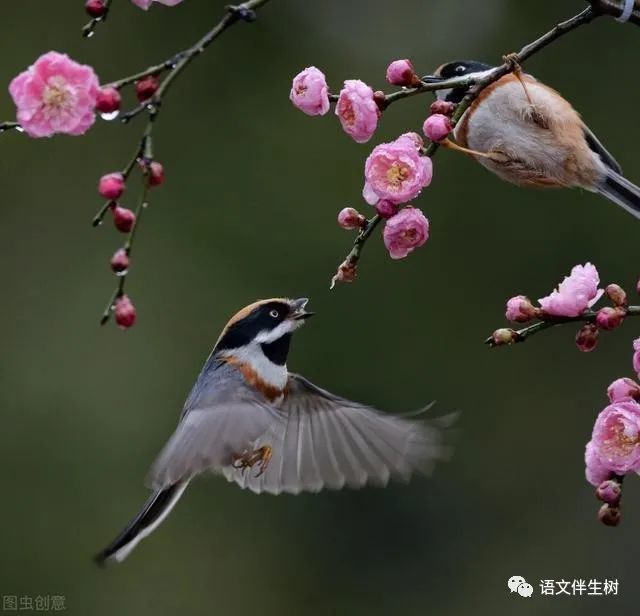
[81,0,113,38]
[0,121,20,134]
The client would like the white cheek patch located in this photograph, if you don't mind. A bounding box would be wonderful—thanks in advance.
[254,320,302,344]
[227,345,289,390]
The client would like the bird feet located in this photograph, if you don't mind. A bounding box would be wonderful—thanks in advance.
[441,139,507,162]
[232,445,272,477]
[502,53,546,127]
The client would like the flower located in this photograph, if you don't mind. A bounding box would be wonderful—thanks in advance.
[538,263,603,317]
[98,173,125,200]
[385,59,416,86]
[505,295,536,322]
[607,377,640,403]
[590,399,640,476]
[9,51,99,138]
[289,67,330,116]
[337,207,364,230]
[131,0,183,9]
[335,79,379,143]
[423,114,452,142]
[596,307,624,331]
[382,206,429,259]
[585,441,612,487]
[363,135,432,205]
[633,338,640,376]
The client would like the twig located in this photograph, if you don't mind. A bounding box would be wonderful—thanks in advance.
[587,0,640,25]
[0,121,20,134]
[485,306,640,346]
[82,0,113,39]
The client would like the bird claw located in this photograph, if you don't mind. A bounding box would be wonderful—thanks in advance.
[231,445,272,477]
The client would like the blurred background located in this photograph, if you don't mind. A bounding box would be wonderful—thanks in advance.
[0,1,638,614]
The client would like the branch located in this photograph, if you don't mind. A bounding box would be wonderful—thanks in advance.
[0,121,20,134]
[94,0,272,326]
[587,0,640,25]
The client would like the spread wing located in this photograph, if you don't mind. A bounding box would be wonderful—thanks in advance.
[147,399,284,490]
[222,374,453,495]
[583,125,622,174]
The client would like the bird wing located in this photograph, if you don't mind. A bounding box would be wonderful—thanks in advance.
[146,398,284,490]
[222,373,453,495]
[583,125,622,174]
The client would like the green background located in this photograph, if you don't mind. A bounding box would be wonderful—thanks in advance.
[0,1,638,614]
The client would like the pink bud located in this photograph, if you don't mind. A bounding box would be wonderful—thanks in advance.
[96,87,121,114]
[607,377,640,403]
[110,248,130,273]
[423,114,452,142]
[598,503,621,527]
[148,161,164,187]
[114,295,136,329]
[576,323,599,352]
[330,259,357,288]
[606,283,627,307]
[430,100,456,116]
[491,328,517,346]
[375,200,399,219]
[385,59,417,87]
[135,75,159,102]
[636,278,640,295]
[337,207,365,230]
[85,0,107,17]
[596,307,624,331]
[596,479,622,506]
[505,295,537,323]
[98,173,125,200]
[111,206,136,233]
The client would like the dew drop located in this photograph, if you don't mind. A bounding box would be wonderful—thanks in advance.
[86,30,95,39]
[100,110,120,121]
[116,269,128,277]
[15,126,24,133]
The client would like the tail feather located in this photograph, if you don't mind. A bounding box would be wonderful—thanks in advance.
[94,481,188,566]
[598,169,640,220]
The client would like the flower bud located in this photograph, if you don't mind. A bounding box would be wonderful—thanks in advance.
[114,295,136,329]
[505,295,537,323]
[595,307,624,331]
[135,75,159,102]
[337,207,365,230]
[598,503,621,527]
[111,205,136,233]
[85,0,107,18]
[491,328,517,346]
[430,100,456,116]
[98,172,125,200]
[596,479,622,506]
[148,161,164,187]
[95,87,121,114]
[422,114,452,142]
[575,323,599,352]
[330,259,357,289]
[110,248,130,274]
[607,377,640,403]
[385,59,418,87]
[605,283,627,307]
[637,278,640,295]
[373,90,387,110]
[375,200,399,219]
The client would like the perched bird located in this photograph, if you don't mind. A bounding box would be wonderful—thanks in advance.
[425,60,640,219]
[95,297,449,565]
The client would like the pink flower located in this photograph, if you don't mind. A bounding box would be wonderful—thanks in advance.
[423,114,452,142]
[590,399,640,476]
[633,338,640,376]
[290,67,330,117]
[585,441,612,487]
[505,295,536,322]
[363,135,432,205]
[335,79,379,143]
[383,206,429,259]
[131,0,183,9]
[538,263,603,317]
[607,377,640,403]
[9,51,100,138]
[385,59,416,86]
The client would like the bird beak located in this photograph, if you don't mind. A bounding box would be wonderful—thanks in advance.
[290,297,314,320]
[421,74,444,83]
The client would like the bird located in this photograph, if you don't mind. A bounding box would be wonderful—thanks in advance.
[95,297,450,565]
[424,60,640,219]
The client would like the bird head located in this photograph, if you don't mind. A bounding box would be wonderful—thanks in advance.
[423,60,494,103]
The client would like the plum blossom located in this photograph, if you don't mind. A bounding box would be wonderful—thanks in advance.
[633,338,640,377]
[9,51,99,138]
[505,295,536,322]
[131,0,183,9]
[289,67,330,116]
[382,206,429,259]
[385,59,416,86]
[335,79,379,143]
[538,263,603,317]
[585,441,612,487]
[363,135,432,206]
[423,114,452,142]
[607,377,640,403]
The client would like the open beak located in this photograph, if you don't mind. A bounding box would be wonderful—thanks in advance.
[290,297,314,320]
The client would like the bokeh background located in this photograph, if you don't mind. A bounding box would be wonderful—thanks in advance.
[0,1,638,614]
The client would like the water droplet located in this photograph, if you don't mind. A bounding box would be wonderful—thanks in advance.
[86,30,95,38]
[96,219,104,226]
[15,126,24,133]
[100,110,120,121]
[146,103,157,114]
[116,269,128,277]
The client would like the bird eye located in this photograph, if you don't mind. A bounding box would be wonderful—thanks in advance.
[455,65,466,74]
[269,310,279,318]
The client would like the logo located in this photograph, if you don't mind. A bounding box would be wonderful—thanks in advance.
[508,576,533,598]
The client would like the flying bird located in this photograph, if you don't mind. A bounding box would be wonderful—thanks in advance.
[95,297,449,564]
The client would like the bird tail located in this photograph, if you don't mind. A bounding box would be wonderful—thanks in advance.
[597,169,640,220]
[94,481,188,566]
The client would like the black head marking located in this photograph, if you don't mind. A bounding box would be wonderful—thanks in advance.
[261,333,291,366]
[435,60,494,104]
